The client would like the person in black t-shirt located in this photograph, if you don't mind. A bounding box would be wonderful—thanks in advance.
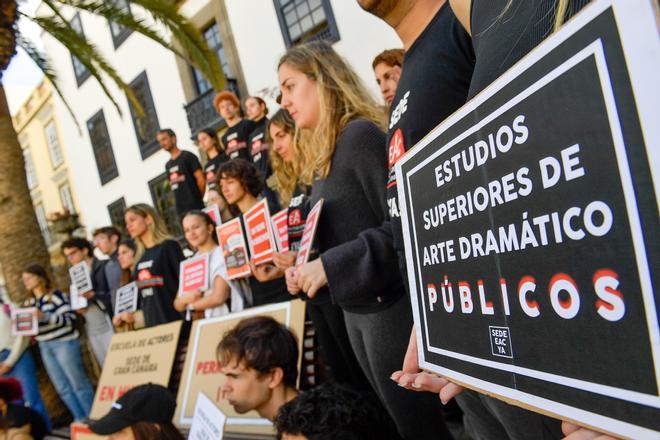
[361,2,566,439]
[198,128,228,190]
[218,159,291,307]
[215,91,257,162]
[279,41,451,440]
[159,128,206,217]
[246,96,280,214]
[119,204,184,328]
[372,48,404,107]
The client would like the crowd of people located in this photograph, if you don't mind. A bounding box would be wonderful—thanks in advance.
[1,0,621,439]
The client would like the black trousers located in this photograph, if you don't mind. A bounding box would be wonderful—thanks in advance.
[344,295,453,440]
[306,300,368,388]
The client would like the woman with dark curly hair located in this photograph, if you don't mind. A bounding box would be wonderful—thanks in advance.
[218,159,290,306]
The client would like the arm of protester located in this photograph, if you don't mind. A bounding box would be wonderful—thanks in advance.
[285,267,302,295]
[561,422,619,440]
[48,292,77,327]
[194,168,206,197]
[249,261,285,283]
[293,259,327,299]
[321,122,402,304]
[391,326,464,404]
[81,289,95,299]
[173,289,203,312]
[190,276,230,311]
[272,251,297,271]
[2,333,30,372]
[449,0,471,34]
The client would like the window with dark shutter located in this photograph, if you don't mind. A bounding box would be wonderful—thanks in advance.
[148,173,182,237]
[107,197,127,234]
[128,71,160,159]
[109,0,133,49]
[86,110,119,185]
[70,13,91,86]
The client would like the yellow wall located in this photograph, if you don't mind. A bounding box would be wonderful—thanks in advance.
[12,80,83,248]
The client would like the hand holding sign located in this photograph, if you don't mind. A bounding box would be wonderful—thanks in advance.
[69,261,93,294]
[244,199,277,265]
[179,254,210,296]
[114,282,139,316]
[293,259,327,299]
[11,307,38,336]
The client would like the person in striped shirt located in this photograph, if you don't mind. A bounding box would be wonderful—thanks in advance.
[22,264,94,422]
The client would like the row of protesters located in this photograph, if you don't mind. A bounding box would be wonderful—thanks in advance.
[61,237,115,366]
[21,264,95,422]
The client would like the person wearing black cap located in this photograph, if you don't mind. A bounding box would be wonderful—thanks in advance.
[88,383,184,440]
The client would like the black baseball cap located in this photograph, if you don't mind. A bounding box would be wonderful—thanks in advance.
[89,383,177,435]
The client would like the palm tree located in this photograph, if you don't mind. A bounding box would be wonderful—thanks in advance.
[0,0,226,303]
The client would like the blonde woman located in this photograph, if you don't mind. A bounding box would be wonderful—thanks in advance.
[279,41,451,439]
[117,204,184,328]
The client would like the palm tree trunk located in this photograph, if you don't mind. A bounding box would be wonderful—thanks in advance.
[0,84,53,303]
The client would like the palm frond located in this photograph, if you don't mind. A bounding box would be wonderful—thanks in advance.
[125,0,226,91]
[16,35,82,133]
[49,0,187,61]
[20,11,143,117]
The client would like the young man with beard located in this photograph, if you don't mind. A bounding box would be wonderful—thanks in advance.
[158,128,206,218]
[358,1,564,439]
[216,91,257,162]
[217,316,299,421]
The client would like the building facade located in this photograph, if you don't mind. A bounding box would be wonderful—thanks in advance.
[12,80,82,249]
[38,0,401,236]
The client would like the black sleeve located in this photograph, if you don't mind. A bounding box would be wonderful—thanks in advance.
[185,151,202,173]
[163,240,185,290]
[320,121,403,303]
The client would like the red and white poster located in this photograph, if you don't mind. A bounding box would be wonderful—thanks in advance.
[217,218,251,280]
[179,254,210,295]
[244,199,277,265]
[11,307,38,336]
[295,199,323,267]
[203,205,222,226]
[271,209,289,252]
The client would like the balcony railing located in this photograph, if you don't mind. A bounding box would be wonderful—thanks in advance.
[184,79,239,139]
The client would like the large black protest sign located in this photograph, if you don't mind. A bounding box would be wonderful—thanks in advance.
[395,0,659,436]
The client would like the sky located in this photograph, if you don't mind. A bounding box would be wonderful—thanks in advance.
[3,0,45,115]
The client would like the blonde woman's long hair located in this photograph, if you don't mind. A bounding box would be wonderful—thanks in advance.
[493,0,575,33]
[125,204,172,262]
[278,41,385,183]
[267,109,306,205]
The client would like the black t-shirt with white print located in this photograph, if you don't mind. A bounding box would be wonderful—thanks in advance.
[287,185,311,252]
[249,117,272,179]
[134,239,184,327]
[222,119,257,161]
[166,150,204,216]
[204,152,229,189]
[386,3,474,274]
